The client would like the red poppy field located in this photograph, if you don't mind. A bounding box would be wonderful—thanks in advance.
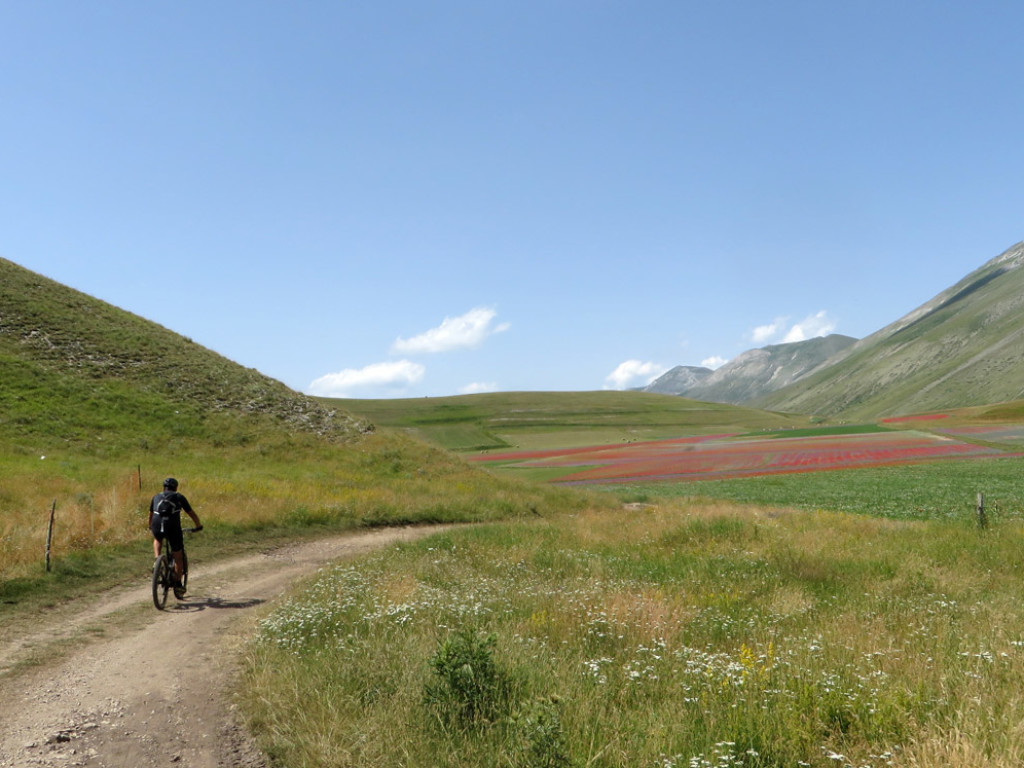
[472,427,1023,485]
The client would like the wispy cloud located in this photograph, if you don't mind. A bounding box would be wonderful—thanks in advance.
[459,381,499,395]
[392,307,510,355]
[701,355,728,370]
[782,310,836,342]
[750,311,836,345]
[752,319,785,344]
[309,360,425,397]
[604,360,667,390]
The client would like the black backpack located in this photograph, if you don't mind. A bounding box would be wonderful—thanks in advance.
[154,492,179,516]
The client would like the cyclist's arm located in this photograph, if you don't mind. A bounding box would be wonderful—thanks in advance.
[185,508,203,531]
[177,494,202,531]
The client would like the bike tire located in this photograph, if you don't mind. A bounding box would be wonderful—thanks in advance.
[152,554,170,610]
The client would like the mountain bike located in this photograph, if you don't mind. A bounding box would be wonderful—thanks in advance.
[152,526,200,610]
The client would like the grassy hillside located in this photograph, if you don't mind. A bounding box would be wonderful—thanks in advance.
[325,390,810,452]
[754,241,1024,420]
[0,259,584,586]
[0,257,368,453]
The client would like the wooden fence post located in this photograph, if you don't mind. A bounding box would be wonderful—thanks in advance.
[45,500,56,572]
[977,492,987,529]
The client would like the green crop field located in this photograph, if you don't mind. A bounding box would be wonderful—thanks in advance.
[614,456,1024,522]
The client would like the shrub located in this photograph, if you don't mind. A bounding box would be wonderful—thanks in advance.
[509,696,574,768]
[425,629,516,730]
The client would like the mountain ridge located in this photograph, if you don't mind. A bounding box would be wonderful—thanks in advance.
[645,334,856,404]
[644,240,1024,420]
[643,365,713,395]
[752,240,1024,419]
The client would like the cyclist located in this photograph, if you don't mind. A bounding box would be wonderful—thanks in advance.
[149,477,203,598]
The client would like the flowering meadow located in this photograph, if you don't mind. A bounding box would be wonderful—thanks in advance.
[243,502,1024,767]
[471,428,1022,486]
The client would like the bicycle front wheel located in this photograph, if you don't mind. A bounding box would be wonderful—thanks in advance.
[152,554,170,610]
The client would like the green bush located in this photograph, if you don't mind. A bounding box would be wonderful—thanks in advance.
[425,629,516,730]
[509,696,574,768]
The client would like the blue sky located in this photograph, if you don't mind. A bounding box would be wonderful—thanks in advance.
[2,2,1022,398]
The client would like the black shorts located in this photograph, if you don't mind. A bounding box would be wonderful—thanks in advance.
[151,514,184,552]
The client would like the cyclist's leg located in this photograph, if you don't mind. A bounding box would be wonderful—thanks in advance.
[172,550,185,581]
[165,521,186,584]
[172,547,188,598]
[150,517,164,559]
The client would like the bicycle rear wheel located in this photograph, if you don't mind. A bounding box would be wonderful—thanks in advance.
[152,553,170,610]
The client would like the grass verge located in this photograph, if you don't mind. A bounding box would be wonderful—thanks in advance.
[241,500,1024,767]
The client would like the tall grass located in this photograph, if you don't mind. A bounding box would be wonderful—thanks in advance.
[242,501,1024,767]
[0,431,590,583]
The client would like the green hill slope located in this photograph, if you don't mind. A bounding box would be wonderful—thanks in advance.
[327,390,809,452]
[754,240,1024,420]
[0,257,369,453]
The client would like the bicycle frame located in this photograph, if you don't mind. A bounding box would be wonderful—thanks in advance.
[151,527,193,611]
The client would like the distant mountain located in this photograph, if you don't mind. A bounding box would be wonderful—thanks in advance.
[643,365,712,395]
[753,240,1024,420]
[651,334,857,405]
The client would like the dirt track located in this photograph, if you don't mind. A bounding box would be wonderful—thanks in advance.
[0,527,446,767]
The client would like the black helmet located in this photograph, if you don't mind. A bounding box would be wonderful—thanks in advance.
[163,477,179,491]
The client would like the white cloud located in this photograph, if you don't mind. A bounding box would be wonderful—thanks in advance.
[701,355,728,370]
[750,311,837,345]
[308,360,425,397]
[604,360,667,390]
[752,319,785,344]
[459,381,499,395]
[782,310,836,343]
[392,307,510,354]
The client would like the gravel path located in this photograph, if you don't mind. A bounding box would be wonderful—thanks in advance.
[0,526,446,767]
